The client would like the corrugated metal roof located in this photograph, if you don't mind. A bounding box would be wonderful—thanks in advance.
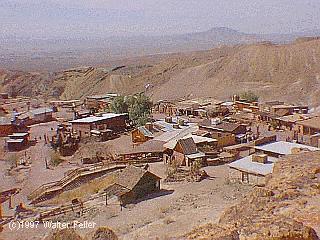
[179,137,198,155]
[9,133,29,137]
[138,126,154,138]
[154,125,198,142]
[7,139,24,143]
[30,107,53,115]
[228,155,278,176]
[254,141,319,155]
[70,113,127,124]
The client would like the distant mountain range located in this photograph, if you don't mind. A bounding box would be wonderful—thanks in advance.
[2,36,320,110]
[1,27,320,71]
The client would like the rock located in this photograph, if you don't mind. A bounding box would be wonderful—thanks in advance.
[91,227,118,240]
[44,229,83,240]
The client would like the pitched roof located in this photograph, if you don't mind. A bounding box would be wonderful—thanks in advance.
[115,165,161,190]
[163,134,216,149]
[137,126,154,138]
[200,120,242,133]
[178,137,198,155]
[119,140,165,155]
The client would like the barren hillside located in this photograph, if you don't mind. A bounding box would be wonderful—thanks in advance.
[1,38,320,107]
[185,151,320,240]
[151,38,320,107]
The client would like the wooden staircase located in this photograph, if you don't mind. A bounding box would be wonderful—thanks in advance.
[28,162,128,204]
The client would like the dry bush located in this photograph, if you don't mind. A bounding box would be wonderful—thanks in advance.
[50,150,64,166]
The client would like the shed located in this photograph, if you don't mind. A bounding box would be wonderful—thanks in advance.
[105,165,161,205]
[228,154,278,185]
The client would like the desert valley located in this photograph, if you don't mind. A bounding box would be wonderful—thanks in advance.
[1,3,320,239]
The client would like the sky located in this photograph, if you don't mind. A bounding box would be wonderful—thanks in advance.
[1,0,320,39]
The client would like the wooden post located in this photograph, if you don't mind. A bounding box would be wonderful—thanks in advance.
[0,202,3,219]
[9,195,13,209]
[105,194,108,206]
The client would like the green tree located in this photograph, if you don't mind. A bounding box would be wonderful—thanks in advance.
[109,96,128,113]
[127,93,153,126]
[240,91,259,103]
[110,93,152,126]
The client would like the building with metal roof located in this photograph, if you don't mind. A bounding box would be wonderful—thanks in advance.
[254,141,319,157]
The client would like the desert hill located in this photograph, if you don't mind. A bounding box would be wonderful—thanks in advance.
[185,151,320,239]
[151,38,320,107]
[1,38,320,108]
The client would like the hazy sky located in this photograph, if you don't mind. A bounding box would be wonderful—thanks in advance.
[1,0,320,38]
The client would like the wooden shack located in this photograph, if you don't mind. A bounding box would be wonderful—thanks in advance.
[0,117,15,137]
[163,137,205,167]
[6,132,30,151]
[131,126,154,143]
[105,165,161,205]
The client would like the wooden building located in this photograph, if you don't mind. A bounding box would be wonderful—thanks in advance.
[296,116,320,135]
[153,100,177,116]
[163,137,205,167]
[6,132,30,151]
[0,117,15,137]
[105,165,161,205]
[119,140,165,162]
[85,94,118,112]
[275,114,309,131]
[70,113,128,138]
[254,141,319,158]
[270,104,308,116]
[228,153,278,186]
[199,120,247,146]
[131,126,154,143]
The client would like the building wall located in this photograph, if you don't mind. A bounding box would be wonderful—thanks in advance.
[33,112,53,123]
[72,115,127,137]
[0,124,14,137]
[72,123,92,137]
[298,125,320,135]
[228,168,266,186]
[131,130,150,143]
[211,132,236,148]
[172,151,186,166]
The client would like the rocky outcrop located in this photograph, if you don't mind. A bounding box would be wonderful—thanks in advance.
[44,227,118,240]
[91,227,118,240]
[184,151,320,240]
[44,229,83,240]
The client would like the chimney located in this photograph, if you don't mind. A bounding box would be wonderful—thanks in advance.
[252,154,268,164]
[145,122,153,131]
